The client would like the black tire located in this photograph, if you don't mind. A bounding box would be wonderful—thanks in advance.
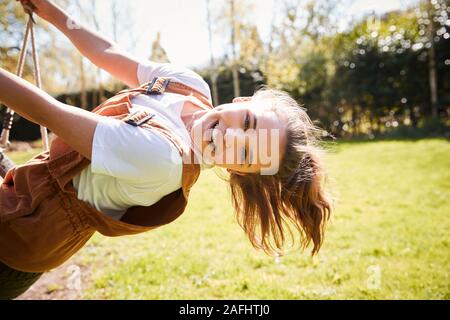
[0,261,43,300]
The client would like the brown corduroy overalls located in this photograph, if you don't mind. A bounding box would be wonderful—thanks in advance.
[0,77,213,273]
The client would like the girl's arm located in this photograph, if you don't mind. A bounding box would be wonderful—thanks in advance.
[0,67,102,160]
[19,0,140,88]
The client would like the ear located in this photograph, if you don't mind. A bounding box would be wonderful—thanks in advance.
[227,168,248,176]
[232,97,252,103]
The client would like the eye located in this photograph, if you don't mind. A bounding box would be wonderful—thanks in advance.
[244,112,250,131]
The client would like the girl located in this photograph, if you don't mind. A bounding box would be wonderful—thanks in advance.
[0,0,331,299]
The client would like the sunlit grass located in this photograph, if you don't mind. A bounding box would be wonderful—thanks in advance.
[7,138,450,299]
[7,149,42,164]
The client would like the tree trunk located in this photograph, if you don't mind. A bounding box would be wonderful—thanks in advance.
[205,0,220,105]
[90,1,105,106]
[263,1,278,80]
[409,105,418,128]
[369,113,374,134]
[229,0,240,98]
[211,74,219,106]
[377,118,382,134]
[98,68,105,103]
[428,1,439,117]
[351,105,357,137]
[79,56,87,109]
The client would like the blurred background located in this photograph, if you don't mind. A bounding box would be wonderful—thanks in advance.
[0,0,449,300]
[1,0,448,140]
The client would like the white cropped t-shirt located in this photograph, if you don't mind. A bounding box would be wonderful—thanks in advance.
[72,62,212,220]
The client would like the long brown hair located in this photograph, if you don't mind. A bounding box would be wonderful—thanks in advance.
[229,88,332,256]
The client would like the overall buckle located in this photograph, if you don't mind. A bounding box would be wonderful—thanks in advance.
[146,77,170,95]
[124,111,155,127]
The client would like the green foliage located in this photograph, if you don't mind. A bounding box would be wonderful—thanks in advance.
[0,0,28,71]
[201,67,266,104]
[253,0,449,138]
[376,117,450,139]
[326,4,449,134]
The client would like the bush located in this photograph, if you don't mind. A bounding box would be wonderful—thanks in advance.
[377,117,449,140]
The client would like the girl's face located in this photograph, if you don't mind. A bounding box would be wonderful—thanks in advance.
[190,98,286,175]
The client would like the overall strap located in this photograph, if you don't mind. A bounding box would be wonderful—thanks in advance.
[121,77,213,130]
[118,77,214,110]
[121,108,184,157]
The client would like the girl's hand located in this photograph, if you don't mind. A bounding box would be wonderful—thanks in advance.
[16,0,58,22]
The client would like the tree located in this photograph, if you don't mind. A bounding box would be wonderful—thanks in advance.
[229,0,241,97]
[239,25,265,70]
[150,32,170,63]
[0,1,27,71]
[205,0,220,105]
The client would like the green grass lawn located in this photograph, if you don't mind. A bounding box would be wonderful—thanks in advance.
[8,138,450,299]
